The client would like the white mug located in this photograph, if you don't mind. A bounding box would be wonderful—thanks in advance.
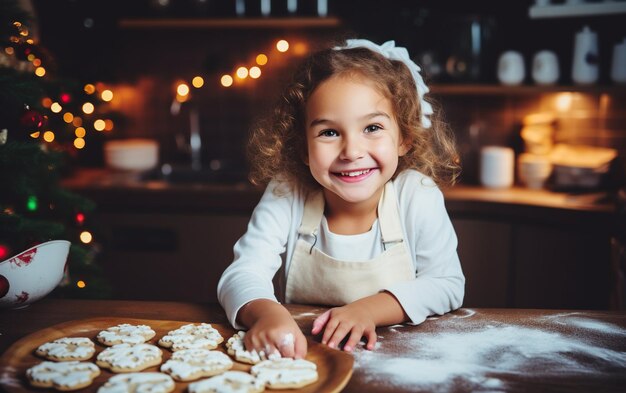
[611,38,626,84]
[532,50,559,85]
[572,26,599,85]
[480,146,515,189]
[497,51,525,85]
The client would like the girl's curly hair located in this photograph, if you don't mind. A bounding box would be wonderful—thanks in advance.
[247,43,460,193]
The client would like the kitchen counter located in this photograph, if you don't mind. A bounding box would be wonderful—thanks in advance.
[1,299,625,392]
[62,168,616,223]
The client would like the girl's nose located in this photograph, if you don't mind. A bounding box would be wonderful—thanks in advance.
[340,135,365,161]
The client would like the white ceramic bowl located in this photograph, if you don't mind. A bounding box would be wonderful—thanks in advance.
[104,139,159,171]
[0,240,70,309]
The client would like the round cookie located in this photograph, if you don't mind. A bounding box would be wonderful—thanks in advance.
[97,372,175,393]
[96,343,162,373]
[225,331,280,365]
[96,323,156,346]
[26,360,100,391]
[158,323,223,351]
[188,371,265,393]
[35,337,95,361]
[160,348,233,381]
[250,358,318,389]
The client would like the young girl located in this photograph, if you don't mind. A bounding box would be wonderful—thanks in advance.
[218,39,464,359]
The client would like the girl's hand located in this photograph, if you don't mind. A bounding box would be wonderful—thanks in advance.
[239,299,307,359]
[311,303,377,352]
[311,292,409,352]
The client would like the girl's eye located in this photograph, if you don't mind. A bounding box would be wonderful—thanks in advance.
[365,124,382,133]
[319,129,339,137]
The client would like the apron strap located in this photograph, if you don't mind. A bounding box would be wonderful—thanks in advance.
[297,190,324,237]
[378,181,405,247]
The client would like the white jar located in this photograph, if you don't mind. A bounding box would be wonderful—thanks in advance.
[572,26,599,85]
[480,146,515,189]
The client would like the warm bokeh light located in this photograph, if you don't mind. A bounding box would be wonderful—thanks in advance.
[43,131,55,142]
[276,40,289,52]
[249,66,261,79]
[63,112,74,123]
[42,97,52,108]
[84,84,96,94]
[555,93,573,112]
[5,47,14,55]
[177,83,190,97]
[76,280,86,289]
[80,230,93,244]
[75,127,86,138]
[27,54,35,62]
[30,131,40,138]
[256,53,268,66]
[192,76,204,88]
[94,119,105,131]
[236,67,248,79]
[293,42,308,55]
[82,102,95,114]
[221,75,233,87]
[101,89,113,102]
[50,102,62,113]
[72,117,83,127]
[104,119,114,131]
[35,67,46,77]
[32,58,41,67]
[74,137,86,149]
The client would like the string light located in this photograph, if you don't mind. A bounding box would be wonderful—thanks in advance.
[101,89,113,102]
[221,75,233,87]
[82,102,94,114]
[35,67,45,77]
[80,231,93,244]
[76,280,86,289]
[43,131,55,142]
[104,119,114,131]
[192,76,204,88]
[249,66,261,79]
[256,54,268,66]
[76,212,85,225]
[26,195,38,211]
[74,137,85,149]
[63,112,74,123]
[50,102,62,113]
[75,127,86,138]
[30,131,40,138]
[84,84,96,94]
[276,39,289,52]
[0,244,9,260]
[94,119,105,131]
[236,67,248,79]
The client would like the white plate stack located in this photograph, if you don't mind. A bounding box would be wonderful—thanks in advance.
[104,139,159,172]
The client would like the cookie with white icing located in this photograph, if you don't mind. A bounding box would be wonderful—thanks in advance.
[188,371,265,393]
[96,343,162,372]
[158,323,223,351]
[160,348,233,381]
[225,331,280,365]
[250,358,318,389]
[96,323,156,346]
[97,372,175,393]
[26,360,100,391]
[35,337,95,361]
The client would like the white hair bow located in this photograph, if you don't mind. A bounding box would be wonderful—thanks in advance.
[335,39,434,129]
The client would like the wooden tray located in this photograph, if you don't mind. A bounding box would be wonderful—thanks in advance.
[0,317,353,392]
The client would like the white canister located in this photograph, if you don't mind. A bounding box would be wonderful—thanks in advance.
[532,50,560,85]
[572,26,599,85]
[497,51,525,86]
[610,38,626,84]
[480,146,515,189]
[104,139,159,171]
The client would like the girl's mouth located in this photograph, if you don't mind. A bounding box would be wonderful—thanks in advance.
[333,168,375,182]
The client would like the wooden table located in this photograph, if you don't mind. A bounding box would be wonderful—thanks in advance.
[1,299,625,392]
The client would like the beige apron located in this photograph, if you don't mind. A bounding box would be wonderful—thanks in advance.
[285,181,414,306]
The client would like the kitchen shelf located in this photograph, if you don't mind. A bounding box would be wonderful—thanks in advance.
[429,83,626,96]
[118,17,341,29]
[529,2,626,18]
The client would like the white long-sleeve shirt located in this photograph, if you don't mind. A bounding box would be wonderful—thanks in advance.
[217,170,465,329]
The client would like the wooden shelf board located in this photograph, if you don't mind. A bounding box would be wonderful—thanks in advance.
[529,2,626,18]
[118,17,341,29]
[429,83,626,96]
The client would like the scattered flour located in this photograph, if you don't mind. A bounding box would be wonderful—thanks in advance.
[353,313,626,391]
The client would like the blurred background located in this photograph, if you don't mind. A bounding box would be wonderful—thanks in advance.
[2,0,625,310]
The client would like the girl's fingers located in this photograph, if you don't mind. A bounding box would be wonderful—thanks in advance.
[294,334,307,359]
[277,333,296,358]
[311,310,331,335]
[327,322,352,350]
[320,317,340,346]
[364,329,377,350]
[342,327,365,352]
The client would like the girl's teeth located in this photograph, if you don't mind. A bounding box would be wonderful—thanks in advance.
[340,169,370,177]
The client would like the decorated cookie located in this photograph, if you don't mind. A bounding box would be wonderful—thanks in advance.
[158,323,223,351]
[225,331,280,365]
[160,348,233,381]
[250,358,318,389]
[96,343,163,373]
[26,361,100,391]
[188,371,265,393]
[97,372,175,393]
[35,337,95,361]
[96,323,156,346]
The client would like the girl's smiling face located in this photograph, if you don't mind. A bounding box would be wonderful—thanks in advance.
[305,74,408,210]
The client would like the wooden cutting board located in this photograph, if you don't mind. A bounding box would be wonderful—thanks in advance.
[0,317,353,392]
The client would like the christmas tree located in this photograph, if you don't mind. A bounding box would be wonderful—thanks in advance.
[0,0,111,299]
